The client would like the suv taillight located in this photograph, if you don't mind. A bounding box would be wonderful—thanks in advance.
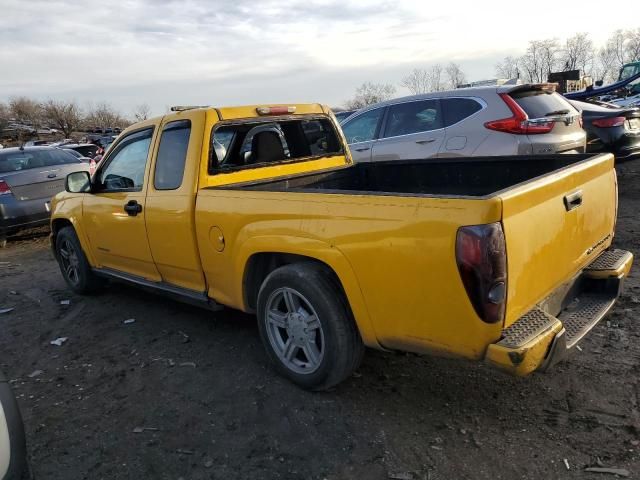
[0,180,11,196]
[456,222,507,324]
[592,116,625,128]
[484,93,555,135]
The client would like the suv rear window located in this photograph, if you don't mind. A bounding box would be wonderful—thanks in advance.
[0,149,80,173]
[210,117,342,173]
[510,90,575,119]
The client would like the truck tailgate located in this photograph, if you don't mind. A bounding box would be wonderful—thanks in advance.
[500,153,617,327]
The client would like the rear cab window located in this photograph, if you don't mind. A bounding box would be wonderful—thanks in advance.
[509,90,577,119]
[210,116,342,173]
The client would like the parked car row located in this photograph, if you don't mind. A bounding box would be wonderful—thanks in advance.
[0,146,89,247]
[338,83,639,162]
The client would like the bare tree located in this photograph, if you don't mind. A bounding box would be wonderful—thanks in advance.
[133,103,151,122]
[9,96,43,128]
[428,64,444,92]
[560,33,594,74]
[400,69,431,95]
[43,100,81,138]
[519,39,560,82]
[495,56,520,79]
[0,102,9,132]
[593,44,618,84]
[84,102,129,129]
[607,29,629,68]
[445,62,466,89]
[344,82,396,109]
[625,28,640,65]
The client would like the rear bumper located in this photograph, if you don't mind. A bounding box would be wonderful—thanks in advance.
[0,194,51,237]
[485,248,633,376]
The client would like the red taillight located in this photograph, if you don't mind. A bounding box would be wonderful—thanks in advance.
[0,180,11,196]
[456,222,507,324]
[256,106,296,115]
[484,93,554,135]
[592,116,625,128]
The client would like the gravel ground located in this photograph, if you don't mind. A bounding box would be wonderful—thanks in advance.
[1,161,639,480]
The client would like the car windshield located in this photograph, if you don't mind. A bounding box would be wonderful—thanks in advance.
[0,149,79,173]
[620,64,639,80]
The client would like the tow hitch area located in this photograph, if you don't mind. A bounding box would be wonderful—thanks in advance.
[485,249,633,376]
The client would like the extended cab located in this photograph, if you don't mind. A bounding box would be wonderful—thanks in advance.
[50,104,633,390]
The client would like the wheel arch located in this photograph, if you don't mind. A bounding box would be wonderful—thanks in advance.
[236,237,379,348]
[50,214,97,267]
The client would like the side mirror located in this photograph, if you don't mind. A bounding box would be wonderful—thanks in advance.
[65,171,91,193]
[595,80,604,87]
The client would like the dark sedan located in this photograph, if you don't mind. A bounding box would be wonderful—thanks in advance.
[0,146,89,247]
[570,100,640,160]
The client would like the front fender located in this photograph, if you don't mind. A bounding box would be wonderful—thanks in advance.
[50,193,95,266]
[232,235,381,349]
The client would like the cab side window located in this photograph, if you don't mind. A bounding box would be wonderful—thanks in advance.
[341,108,384,144]
[154,120,191,190]
[98,129,153,191]
[383,100,442,138]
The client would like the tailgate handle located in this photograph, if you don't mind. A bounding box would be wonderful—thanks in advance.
[563,190,583,211]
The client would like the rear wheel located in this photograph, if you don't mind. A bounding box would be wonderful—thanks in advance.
[55,226,103,294]
[256,262,364,390]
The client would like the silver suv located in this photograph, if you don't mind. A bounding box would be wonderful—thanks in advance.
[341,84,586,162]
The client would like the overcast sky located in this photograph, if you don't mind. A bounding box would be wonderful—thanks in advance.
[0,0,636,116]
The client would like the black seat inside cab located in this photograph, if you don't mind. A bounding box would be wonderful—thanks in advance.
[250,131,285,164]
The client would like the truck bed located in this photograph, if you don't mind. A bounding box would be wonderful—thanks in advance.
[226,154,598,198]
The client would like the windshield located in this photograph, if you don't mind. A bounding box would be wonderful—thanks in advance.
[620,64,640,81]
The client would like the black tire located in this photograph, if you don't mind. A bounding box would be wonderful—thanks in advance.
[55,226,103,294]
[256,262,364,391]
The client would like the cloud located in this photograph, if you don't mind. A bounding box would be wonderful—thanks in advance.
[1,0,638,115]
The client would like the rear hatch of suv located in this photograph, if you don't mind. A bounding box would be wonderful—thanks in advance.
[491,84,586,154]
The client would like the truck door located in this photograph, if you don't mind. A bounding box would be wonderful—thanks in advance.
[82,126,161,280]
[371,99,445,162]
[144,110,208,292]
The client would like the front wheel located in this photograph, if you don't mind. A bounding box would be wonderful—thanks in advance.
[55,226,103,294]
[256,263,364,390]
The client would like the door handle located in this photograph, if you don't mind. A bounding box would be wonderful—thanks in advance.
[563,190,582,211]
[354,147,371,152]
[47,173,57,178]
[124,200,143,216]
[415,139,435,144]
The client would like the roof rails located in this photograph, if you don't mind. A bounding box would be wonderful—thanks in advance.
[170,105,208,112]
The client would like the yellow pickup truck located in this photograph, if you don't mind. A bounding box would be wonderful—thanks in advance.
[50,103,632,390]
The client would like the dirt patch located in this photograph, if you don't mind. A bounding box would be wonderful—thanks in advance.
[1,163,640,479]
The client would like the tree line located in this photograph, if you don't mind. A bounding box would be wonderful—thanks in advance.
[0,97,152,139]
[345,28,640,109]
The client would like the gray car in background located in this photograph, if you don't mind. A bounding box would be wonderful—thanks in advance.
[341,83,586,162]
[0,146,89,247]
